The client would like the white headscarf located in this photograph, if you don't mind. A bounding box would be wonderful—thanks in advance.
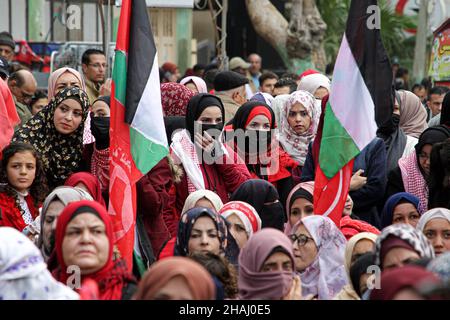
[278,90,321,165]
[417,208,450,232]
[271,94,290,129]
[292,215,348,300]
[0,227,79,300]
[297,73,331,96]
[181,189,224,214]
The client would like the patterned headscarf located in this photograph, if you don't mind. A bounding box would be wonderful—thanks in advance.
[0,227,79,300]
[161,82,195,116]
[278,90,321,165]
[292,215,348,300]
[174,207,228,257]
[12,87,90,188]
[374,223,435,267]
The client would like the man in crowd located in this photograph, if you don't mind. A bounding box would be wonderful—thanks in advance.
[259,71,278,95]
[427,86,449,126]
[229,56,254,99]
[247,53,262,93]
[214,70,248,123]
[272,77,297,97]
[7,69,36,126]
[0,31,15,63]
[81,49,107,104]
[412,83,427,104]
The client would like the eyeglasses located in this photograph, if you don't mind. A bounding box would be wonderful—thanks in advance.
[289,233,314,246]
[88,63,108,69]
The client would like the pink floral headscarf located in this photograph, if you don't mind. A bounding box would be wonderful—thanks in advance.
[278,90,321,166]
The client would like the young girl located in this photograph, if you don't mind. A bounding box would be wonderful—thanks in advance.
[0,142,47,235]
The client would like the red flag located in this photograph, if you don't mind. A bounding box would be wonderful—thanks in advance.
[0,79,20,159]
[314,161,353,225]
[312,94,352,226]
[108,0,136,272]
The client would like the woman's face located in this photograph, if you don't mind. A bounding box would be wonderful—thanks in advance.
[392,202,420,228]
[351,239,375,265]
[6,151,36,193]
[151,275,194,300]
[194,198,215,210]
[43,200,65,254]
[197,106,222,124]
[382,247,420,270]
[245,115,271,131]
[423,218,450,255]
[260,251,293,272]
[92,100,110,117]
[225,213,248,249]
[418,144,432,176]
[188,216,221,255]
[31,98,48,115]
[314,87,329,100]
[185,81,198,94]
[55,72,81,94]
[342,195,354,216]
[287,103,311,135]
[53,98,84,134]
[289,197,313,228]
[292,224,318,272]
[62,212,109,275]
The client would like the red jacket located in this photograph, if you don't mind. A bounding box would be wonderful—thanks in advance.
[136,157,173,257]
[0,192,39,232]
[172,146,252,218]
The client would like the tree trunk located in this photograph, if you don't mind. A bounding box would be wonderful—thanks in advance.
[245,0,327,74]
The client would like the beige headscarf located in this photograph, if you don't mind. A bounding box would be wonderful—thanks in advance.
[36,186,93,255]
[334,232,378,300]
[181,189,224,214]
[398,90,428,138]
[47,67,86,100]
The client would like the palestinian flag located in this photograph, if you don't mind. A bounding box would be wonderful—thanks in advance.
[313,0,393,225]
[109,0,168,270]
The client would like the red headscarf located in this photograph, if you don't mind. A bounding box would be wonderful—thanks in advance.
[0,78,20,158]
[161,83,195,116]
[64,172,106,207]
[54,200,134,300]
[340,216,380,240]
[370,265,442,300]
[161,62,178,74]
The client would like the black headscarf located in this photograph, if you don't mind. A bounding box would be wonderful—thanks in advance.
[440,91,450,127]
[350,252,376,298]
[428,138,450,209]
[379,91,407,173]
[12,87,89,189]
[185,93,224,140]
[93,95,111,107]
[230,179,285,230]
[415,126,450,156]
[231,100,275,130]
[164,116,185,145]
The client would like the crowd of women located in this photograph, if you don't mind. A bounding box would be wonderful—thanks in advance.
[0,63,449,300]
